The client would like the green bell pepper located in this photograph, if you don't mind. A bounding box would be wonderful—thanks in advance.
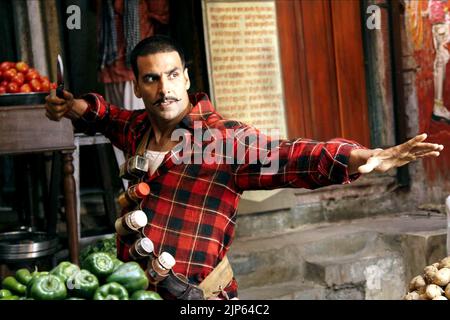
[29,274,67,300]
[0,289,12,298]
[130,290,163,300]
[15,268,32,286]
[82,252,115,279]
[50,261,80,282]
[111,257,124,271]
[2,276,26,296]
[67,270,99,299]
[26,271,49,297]
[66,297,85,300]
[106,261,149,294]
[93,282,129,300]
[0,295,19,300]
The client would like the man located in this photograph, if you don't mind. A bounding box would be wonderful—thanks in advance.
[45,35,444,300]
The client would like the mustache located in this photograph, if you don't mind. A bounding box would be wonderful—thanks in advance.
[153,96,181,106]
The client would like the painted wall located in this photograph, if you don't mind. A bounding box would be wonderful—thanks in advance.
[405,0,450,191]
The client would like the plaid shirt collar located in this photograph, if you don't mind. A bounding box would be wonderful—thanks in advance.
[180,92,217,130]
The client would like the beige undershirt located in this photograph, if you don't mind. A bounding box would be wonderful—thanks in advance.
[144,149,169,176]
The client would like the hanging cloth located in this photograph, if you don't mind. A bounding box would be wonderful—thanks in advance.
[123,0,141,67]
[98,0,118,69]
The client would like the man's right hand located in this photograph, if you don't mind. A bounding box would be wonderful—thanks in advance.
[45,89,88,121]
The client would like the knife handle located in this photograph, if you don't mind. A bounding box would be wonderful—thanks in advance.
[56,84,64,99]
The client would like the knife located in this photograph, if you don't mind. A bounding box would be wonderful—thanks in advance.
[56,54,64,98]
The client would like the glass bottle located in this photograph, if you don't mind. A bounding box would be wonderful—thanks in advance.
[129,237,154,260]
[114,210,147,236]
[118,182,150,209]
[146,251,176,285]
[119,155,149,180]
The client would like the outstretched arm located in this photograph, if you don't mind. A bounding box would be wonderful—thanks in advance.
[348,133,444,175]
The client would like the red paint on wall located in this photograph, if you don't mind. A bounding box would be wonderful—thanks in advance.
[406,0,450,190]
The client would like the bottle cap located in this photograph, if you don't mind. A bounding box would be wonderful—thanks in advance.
[139,237,154,254]
[129,210,148,229]
[135,183,150,198]
[158,252,176,270]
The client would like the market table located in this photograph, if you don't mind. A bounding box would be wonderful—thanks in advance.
[0,103,79,265]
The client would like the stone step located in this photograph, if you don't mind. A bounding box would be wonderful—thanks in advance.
[235,173,412,239]
[229,212,447,299]
[239,278,373,300]
[239,279,327,300]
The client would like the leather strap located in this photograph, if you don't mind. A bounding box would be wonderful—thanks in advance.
[136,128,151,156]
[158,271,205,300]
[157,256,234,300]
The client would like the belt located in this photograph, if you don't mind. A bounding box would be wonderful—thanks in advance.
[158,271,205,300]
[157,256,234,300]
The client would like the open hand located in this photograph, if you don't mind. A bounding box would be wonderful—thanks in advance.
[358,133,444,174]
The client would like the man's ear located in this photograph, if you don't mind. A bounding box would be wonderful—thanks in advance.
[133,79,142,98]
[184,68,190,91]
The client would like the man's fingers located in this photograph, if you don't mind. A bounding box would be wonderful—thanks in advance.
[358,156,382,174]
[45,94,66,105]
[411,133,428,144]
[410,143,444,154]
[45,109,66,121]
[416,151,441,159]
[46,104,67,114]
[62,89,73,100]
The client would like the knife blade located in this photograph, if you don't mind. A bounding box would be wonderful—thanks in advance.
[56,54,64,98]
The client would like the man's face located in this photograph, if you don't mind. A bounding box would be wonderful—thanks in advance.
[133,51,190,122]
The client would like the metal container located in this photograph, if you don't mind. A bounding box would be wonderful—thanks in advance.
[0,92,48,106]
[0,231,59,261]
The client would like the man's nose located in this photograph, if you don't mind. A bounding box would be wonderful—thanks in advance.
[158,77,171,96]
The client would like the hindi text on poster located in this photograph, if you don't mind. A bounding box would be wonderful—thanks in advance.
[203,1,287,137]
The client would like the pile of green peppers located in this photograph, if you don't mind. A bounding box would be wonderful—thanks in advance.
[0,252,162,301]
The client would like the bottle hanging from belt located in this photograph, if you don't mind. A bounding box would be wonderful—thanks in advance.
[119,155,149,180]
[146,252,176,285]
[129,236,154,260]
[114,209,148,236]
[118,182,150,209]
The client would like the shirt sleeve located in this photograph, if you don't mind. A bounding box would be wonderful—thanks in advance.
[231,125,367,191]
[71,93,135,154]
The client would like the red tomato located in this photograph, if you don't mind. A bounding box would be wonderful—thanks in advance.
[3,68,17,81]
[11,73,25,86]
[0,70,2,80]
[29,79,42,92]
[0,80,7,87]
[19,83,31,93]
[25,71,39,82]
[15,61,29,73]
[40,79,50,92]
[6,82,19,93]
[0,86,6,94]
[0,62,13,72]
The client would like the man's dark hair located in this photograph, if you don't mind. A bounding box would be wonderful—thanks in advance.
[130,35,186,81]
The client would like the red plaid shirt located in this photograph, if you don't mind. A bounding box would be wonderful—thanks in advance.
[74,92,364,298]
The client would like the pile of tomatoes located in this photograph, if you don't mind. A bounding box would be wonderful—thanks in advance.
[0,61,57,94]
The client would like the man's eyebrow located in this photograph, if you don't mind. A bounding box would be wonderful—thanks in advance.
[142,72,159,79]
[142,67,180,79]
[165,67,180,75]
